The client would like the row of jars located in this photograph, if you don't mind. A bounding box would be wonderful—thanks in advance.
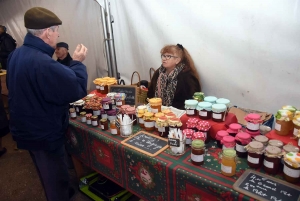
[275,105,300,136]
[93,77,118,94]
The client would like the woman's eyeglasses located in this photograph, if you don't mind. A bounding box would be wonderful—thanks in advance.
[161,54,178,60]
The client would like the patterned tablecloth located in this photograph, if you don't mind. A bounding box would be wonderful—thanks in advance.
[66,118,290,201]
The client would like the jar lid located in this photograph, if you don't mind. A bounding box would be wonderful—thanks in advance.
[275,109,293,120]
[101,97,111,102]
[211,104,227,113]
[192,140,205,148]
[158,116,167,121]
[121,105,131,109]
[80,111,86,115]
[268,139,283,147]
[91,115,98,119]
[204,96,217,103]
[216,130,229,137]
[162,109,172,114]
[155,112,165,118]
[282,105,297,112]
[285,152,300,164]
[235,132,251,140]
[245,129,261,137]
[193,92,204,97]
[184,99,198,106]
[197,102,212,110]
[196,121,211,131]
[227,123,242,133]
[223,149,236,158]
[100,118,107,122]
[216,98,230,106]
[148,98,162,104]
[187,117,199,124]
[169,117,181,123]
[144,112,154,117]
[107,109,117,115]
[69,108,75,112]
[126,107,136,112]
[249,141,264,150]
[182,129,194,137]
[254,135,269,143]
[265,146,281,155]
[244,113,260,121]
[222,136,235,143]
[283,145,299,153]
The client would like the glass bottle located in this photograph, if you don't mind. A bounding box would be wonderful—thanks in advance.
[69,108,77,119]
[221,149,236,177]
[80,112,87,123]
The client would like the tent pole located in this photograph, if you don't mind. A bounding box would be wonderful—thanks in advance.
[101,6,112,77]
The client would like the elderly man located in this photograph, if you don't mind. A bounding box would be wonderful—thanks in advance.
[7,7,88,201]
[55,42,73,66]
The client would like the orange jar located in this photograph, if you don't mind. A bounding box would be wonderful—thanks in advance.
[221,149,237,177]
[275,109,294,136]
[148,98,162,113]
[154,112,165,132]
[143,112,155,131]
[110,119,120,135]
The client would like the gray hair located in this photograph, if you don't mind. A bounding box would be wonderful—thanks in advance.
[27,26,57,36]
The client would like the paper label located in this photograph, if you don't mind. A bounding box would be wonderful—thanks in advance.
[139,118,144,124]
[81,117,86,122]
[93,110,100,116]
[111,128,117,134]
[86,119,91,124]
[284,165,300,178]
[235,144,246,153]
[186,138,192,145]
[152,108,158,113]
[187,109,195,115]
[96,85,100,89]
[100,86,104,90]
[221,164,232,174]
[247,122,259,130]
[248,155,259,164]
[199,111,207,117]
[191,153,203,162]
[76,107,79,112]
[275,123,281,131]
[92,121,98,126]
[103,104,110,110]
[144,121,155,128]
[294,128,299,136]
[70,112,76,118]
[102,114,107,119]
[213,113,222,119]
[116,101,122,106]
[101,125,104,129]
[263,160,274,168]
[158,127,165,132]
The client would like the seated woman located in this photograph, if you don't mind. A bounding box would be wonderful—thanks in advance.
[147,44,201,110]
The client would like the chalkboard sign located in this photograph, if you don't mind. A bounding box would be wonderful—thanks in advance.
[168,138,180,147]
[109,85,137,106]
[233,169,300,201]
[121,131,169,157]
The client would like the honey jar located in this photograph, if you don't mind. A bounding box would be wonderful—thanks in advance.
[221,149,237,177]
[196,102,212,120]
[211,104,227,122]
[148,98,162,113]
[184,99,198,116]
[191,140,205,166]
[275,109,293,136]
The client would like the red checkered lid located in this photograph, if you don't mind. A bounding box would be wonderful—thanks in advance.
[192,132,206,140]
[187,118,199,124]
[196,121,211,131]
[183,129,194,138]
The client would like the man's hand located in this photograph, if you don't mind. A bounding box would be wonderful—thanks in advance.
[72,44,88,62]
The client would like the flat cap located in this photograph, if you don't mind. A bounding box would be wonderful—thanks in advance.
[56,42,69,50]
[24,7,62,29]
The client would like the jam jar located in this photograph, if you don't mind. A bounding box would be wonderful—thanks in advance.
[212,104,227,122]
[268,139,283,149]
[106,92,116,109]
[137,105,147,128]
[92,105,101,120]
[221,149,237,177]
[227,123,242,137]
[74,99,85,115]
[186,117,199,131]
[196,121,211,144]
[216,130,229,148]
[143,112,155,131]
[244,113,262,132]
[235,132,251,158]
[216,98,230,110]
[293,115,300,137]
[110,119,120,135]
[282,105,297,131]
[204,96,217,104]
[245,141,264,168]
[183,129,194,145]
[102,97,112,111]
[148,98,162,113]
[185,99,198,116]
[115,93,126,108]
[275,109,293,136]
[196,102,212,120]
[156,116,169,138]
[91,115,99,127]
[80,112,87,123]
[283,152,300,183]
[154,112,165,131]
[192,132,206,142]
[85,105,93,115]
[253,135,269,147]
[69,108,77,119]
[263,146,282,175]
[191,140,205,166]
[100,118,109,130]
[86,114,92,125]
[221,136,236,150]
[193,92,205,102]
[101,108,107,119]
[107,109,117,122]
[168,118,183,131]
[120,105,131,114]
[126,106,137,125]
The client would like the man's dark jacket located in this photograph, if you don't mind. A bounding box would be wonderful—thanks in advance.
[57,53,72,66]
[7,33,87,151]
[0,33,16,69]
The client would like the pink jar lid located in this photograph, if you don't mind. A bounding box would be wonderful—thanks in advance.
[121,105,130,109]
[126,107,136,114]
[222,136,235,143]
[192,132,206,141]
[244,113,262,123]
[245,129,260,137]
[227,123,242,133]
[215,130,229,140]
[235,132,251,140]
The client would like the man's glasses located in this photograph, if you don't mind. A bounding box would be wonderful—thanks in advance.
[161,54,178,60]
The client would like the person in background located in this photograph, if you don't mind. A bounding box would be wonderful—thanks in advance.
[0,80,9,157]
[55,42,73,66]
[0,25,16,69]
[147,44,201,109]
[6,7,88,201]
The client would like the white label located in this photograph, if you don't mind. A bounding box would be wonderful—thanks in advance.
[81,117,86,122]
[275,122,281,131]
[87,119,91,124]
[103,104,110,110]
[116,101,122,106]
[186,138,192,145]
[221,164,232,174]
[294,128,299,136]
[96,85,100,89]
[152,108,158,113]
[144,121,155,128]
[93,110,100,116]
[191,153,203,162]
[108,115,116,121]
[92,121,98,126]
[111,128,117,134]
[213,113,222,119]
[101,125,104,129]
[70,112,76,118]
[223,145,234,150]
[76,107,79,112]
[139,118,144,124]
[187,109,195,115]
[247,122,260,130]
[199,111,207,117]
[263,160,274,169]
[158,127,165,132]
[284,164,300,178]
[111,100,115,104]
[100,86,104,90]
[235,144,246,153]
[248,155,259,164]
[102,114,107,119]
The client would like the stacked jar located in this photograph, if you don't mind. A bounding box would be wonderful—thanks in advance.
[193,92,205,102]
[98,78,108,94]
[125,106,137,125]
[168,118,182,131]
[204,96,217,104]
[191,140,205,166]
[244,113,262,137]
[283,144,299,155]
[148,98,162,113]
[211,104,227,122]
[275,110,293,136]
[154,112,165,131]
[235,132,251,158]
[283,152,300,183]
[92,104,101,120]
[136,105,147,128]
[197,102,212,120]
[186,118,199,132]
[216,98,230,112]
[263,146,282,174]
[101,97,113,111]
[115,93,126,108]
[183,129,194,145]
[245,141,264,168]
[253,135,269,148]
[106,92,116,109]
[293,115,300,137]
[192,132,206,142]
[216,130,229,148]
[184,99,198,116]
[143,112,155,131]
[101,108,107,119]
[107,109,117,122]
[221,136,236,150]
[227,123,242,137]
[268,139,283,149]
[196,121,211,144]
[156,116,169,138]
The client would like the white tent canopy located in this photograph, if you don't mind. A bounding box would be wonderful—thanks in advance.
[1,0,300,114]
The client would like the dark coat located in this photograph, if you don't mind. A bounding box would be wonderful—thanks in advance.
[147,68,201,110]
[0,81,9,137]
[0,33,16,69]
[57,53,72,66]
[7,33,88,151]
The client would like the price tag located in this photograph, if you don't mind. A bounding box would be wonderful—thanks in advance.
[168,138,180,147]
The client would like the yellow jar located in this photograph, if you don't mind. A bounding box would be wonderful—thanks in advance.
[168,118,182,131]
[275,110,293,136]
[137,105,147,128]
[156,116,169,137]
[148,98,162,113]
[221,149,236,177]
[143,112,155,131]
[154,112,165,132]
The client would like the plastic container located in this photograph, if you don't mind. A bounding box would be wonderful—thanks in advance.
[196,102,212,120]
[120,122,133,138]
[193,92,205,102]
[263,146,282,175]
[204,96,217,104]
[191,140,205,166]
[212,104,227,122]
[216,130,229,148]
[244,113,262,132]
[283,152,300,183]
[169,138,186,156]
[143,112,155,131]
[245,141,264,168]
[184,99,198,116]
[148,98,162,113]
[235,132,251,158]
[221,149,236,177]
[221,136,236,150]
[275,109,293,136]
[227,123,242,137]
